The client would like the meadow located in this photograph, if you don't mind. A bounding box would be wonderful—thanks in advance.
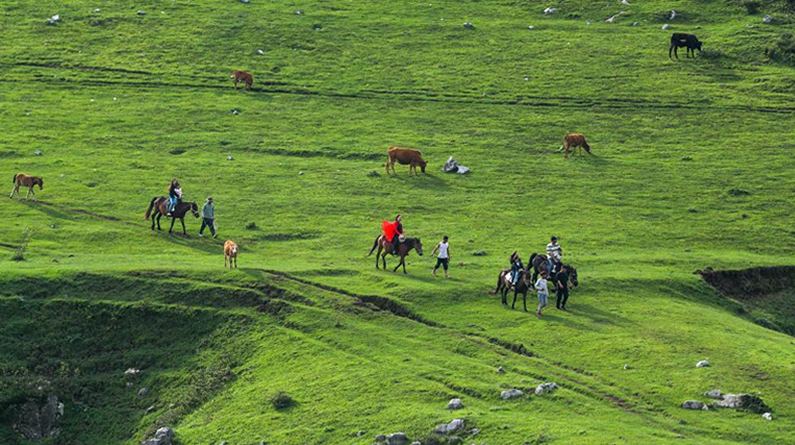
[2,0,795,444]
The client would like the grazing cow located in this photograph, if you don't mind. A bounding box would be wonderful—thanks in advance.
[561,133,591,158]
[669,33,702,59]
[10,173,43,201]
[224,240,238,268]
[385,146,427,175]
[231,70,254,91]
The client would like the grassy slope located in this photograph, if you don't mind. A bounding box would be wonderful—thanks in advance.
[2,0,795,444]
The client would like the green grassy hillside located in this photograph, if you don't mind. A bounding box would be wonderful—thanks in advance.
[2,0,795,444]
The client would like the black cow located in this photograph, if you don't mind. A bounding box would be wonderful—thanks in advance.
[669,33,702,59]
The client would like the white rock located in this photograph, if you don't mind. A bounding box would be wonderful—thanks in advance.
[631,21,638,26]
[670,10,676,20]
[434,419,465,435]
[682,400,704,410]
[662,24,669,30]
[621,0,630,4]
[763,15,773,24]
[463,22,474,28]
[227,155,234,161]
[137,10,146,15]
[34,150,43,156]
[447,398,464,410]
[527,26,534,30]
[257,49,264,55]
[534,382,558,395]
[543,7,557,14]
[232,109,239,115]
[497,365,505,374]
[240,0,250,3]
[704,389,722,399]
[299,171,304,175]
[93,8,101,12]
[696,360,709,368]
[295,10,304,15]
[763,412,773,420]
[623,364,630,370]
[124,368,141,379]
[386,432,408,445]
[500,388,523,400]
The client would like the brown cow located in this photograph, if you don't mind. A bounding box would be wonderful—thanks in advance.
[224,240,238,268]
[231,70,253,91]
[561,133,591,158]
[385,147,427,175]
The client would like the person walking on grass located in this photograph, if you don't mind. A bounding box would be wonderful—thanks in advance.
[431,235,451,278]
[534,270,549,317]
[555,264,570,310]
[199,196,217,238]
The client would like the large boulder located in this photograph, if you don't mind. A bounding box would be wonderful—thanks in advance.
[534,382,558,395]
[447,398,464,410]
[142,427,175,445]
[681,400,705,410]
[386,432,409,445]
[434,419,465,435]
[500,388,523,400]
[712,394,770,414]
[12,395,64,440]
[695,360,709,368]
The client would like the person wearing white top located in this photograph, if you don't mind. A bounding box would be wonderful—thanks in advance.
[431,235,451,278]
[534,271,549,317]
[546,236,562,275]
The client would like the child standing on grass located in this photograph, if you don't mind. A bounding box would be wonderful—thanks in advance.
[534,270,549,317]
[431,235,451,278]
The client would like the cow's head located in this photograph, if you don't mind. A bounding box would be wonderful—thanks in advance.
[420,159,427,173]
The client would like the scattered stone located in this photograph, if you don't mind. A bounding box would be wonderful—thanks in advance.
[386,432,409,445]
[295,9,304,15]
[465,427,481,436]
[34,150,43,156]
[93,8,101,13]
[232,109,239,115]
[662,24,669,30]
[46,14,62,25]
[463,22,474,28]
[442,156,469,174]
[497,365,505,374]
[631,21,639,26]
[434,419,465,435]
[696,360,709,368]
[527,26,534,30]
[670,10,676,20]
[11,395,64,441]
[447,398,464,410]
[763,15,773,24]
[623,364,630,370]
[299,171,304,175]
[124,368,141,380]
[621,0,630,4]
[142,426,174,445]
[227,155,234,161]
[411,442,421,445]
[534,382,558,396]
[605,12,624,23]
[145,405,156,414]
[763,412,773,420]
[240,0,250,3]
[219,442,227,445]
[137,10,146,15]
[257,49,265,55]
[543,7,557,14]
[704,389,722,399]
[376,434,386,442]
[681,400,705,410]
[137,387,149,399]
[712,393,770,414]
[500,388,523,400]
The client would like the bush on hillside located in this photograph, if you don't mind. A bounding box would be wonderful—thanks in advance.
[270,391,294,410]
[742,0,762,14]
[766,33,795,65]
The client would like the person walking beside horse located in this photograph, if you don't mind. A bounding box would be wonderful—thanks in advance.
[534,270,550,317]
[555,264,571,310]
[10,173,43,201]
[144,194,199,235]
[431,235,451,278]
[199,197,217,238]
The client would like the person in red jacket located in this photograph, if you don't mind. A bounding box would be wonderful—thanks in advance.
[381,214,404,255]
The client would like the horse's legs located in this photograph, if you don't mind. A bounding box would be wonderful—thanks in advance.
[169,216,176,233]
[224,255,228,268]
[156,214,162,231]
[29,187,36,201]
[523,292,528,312]
[511,291,518,309]
[9,185,16,199]
[24,187,31,200]
[181,218,187,235]
[674,46,679,60]
[402,256,407,274]
[151,213,155,231]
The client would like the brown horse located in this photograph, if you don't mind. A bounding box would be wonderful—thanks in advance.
[144,197,199,235]
[528,253,579,289]
[231,70,253,91]
[491,268,533,311]
[561,133,592,158]
[10,173,43,201]
[367,235,424,274]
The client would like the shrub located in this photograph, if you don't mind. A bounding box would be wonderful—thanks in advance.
[742,0,761,14]
[271,391,294,410]
[245,221,259,230]
[766,33,795,65]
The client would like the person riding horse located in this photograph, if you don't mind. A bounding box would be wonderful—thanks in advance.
[510,251,524,286]
[382,214,404,255]
[546,236,562,276]
[167,179,182,216]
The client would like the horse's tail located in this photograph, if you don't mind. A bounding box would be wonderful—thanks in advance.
[12,174,17,184]
[367,236,381,256]
[489,271,503,295]
[144,197,157,220]
[529,253,538,268]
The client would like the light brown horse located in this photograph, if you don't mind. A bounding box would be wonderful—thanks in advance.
[367,235,424,274]
[10,173,43,201]
[561,133,592,158]
[231,70,254,91]
[224,240,238,268]
[144,196,199,235]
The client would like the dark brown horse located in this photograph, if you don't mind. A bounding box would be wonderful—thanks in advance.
[144,197,199,235]
[491,268,533,311]
[10,173,43,201]
[528,253,579,289]
[367,235,424,274]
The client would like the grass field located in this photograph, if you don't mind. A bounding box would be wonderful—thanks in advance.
[2,0,795,444]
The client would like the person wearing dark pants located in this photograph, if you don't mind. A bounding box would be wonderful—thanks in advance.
[199,196,217,238]
[431,235,451,278]
[555,265,570,310]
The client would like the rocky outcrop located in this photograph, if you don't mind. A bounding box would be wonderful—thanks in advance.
[12,395,64,440]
